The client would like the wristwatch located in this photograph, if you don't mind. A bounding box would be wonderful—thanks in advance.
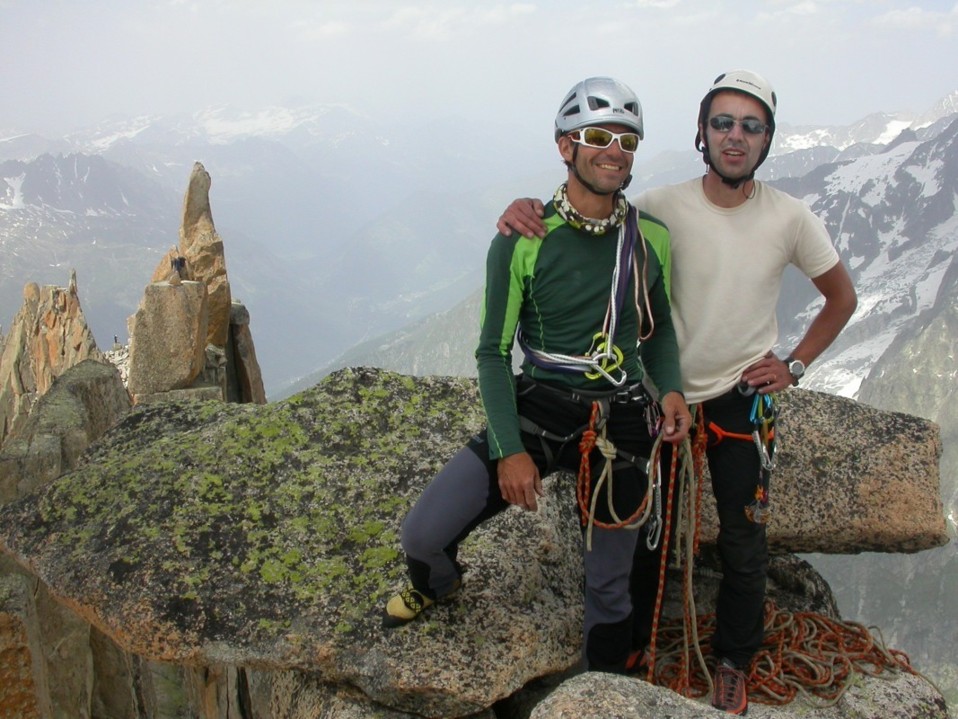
[785,355,805,386]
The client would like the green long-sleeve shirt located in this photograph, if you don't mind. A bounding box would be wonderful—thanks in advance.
[476,200,683,459]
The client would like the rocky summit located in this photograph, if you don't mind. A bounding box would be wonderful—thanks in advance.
[0,366,949,717]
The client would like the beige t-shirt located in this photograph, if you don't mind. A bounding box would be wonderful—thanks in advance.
[635,178,839,403]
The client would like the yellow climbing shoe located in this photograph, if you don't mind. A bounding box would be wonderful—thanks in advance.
[383,587,434,628]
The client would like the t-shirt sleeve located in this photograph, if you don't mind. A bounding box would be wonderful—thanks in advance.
[793,205,840,279]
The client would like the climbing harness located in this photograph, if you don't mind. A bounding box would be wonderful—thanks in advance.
[706,387,779,524]
[516,378,662,550]
[575,399,661,550]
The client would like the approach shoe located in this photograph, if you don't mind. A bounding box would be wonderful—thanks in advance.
[711,659,748,715]
[383,586,434,628]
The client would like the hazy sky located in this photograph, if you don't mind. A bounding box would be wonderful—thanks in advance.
[2,0,956,155]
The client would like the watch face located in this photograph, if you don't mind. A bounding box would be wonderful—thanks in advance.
[789,360,805,377]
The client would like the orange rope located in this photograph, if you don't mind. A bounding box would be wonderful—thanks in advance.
[643,601,918,707]
[575,402,601,526]
[576,401,658,530]
[647,445,679,684]
[691,410,707,558]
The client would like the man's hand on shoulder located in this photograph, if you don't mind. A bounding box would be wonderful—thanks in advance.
[497,198,547,238]
[659,391,691,445]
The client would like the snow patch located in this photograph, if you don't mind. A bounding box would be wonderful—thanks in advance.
[0,173,26,209]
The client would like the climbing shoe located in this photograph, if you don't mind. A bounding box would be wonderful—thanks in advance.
[383,587,434,628]
[711,659,748,715]
[382,578,461,629]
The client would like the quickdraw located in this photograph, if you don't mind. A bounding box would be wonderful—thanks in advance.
[745,392,778,524]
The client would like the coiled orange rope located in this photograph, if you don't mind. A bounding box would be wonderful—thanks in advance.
[576,401,661,540]
[643,601,919,707]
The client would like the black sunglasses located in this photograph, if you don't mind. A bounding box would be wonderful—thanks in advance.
[709,114,768,135]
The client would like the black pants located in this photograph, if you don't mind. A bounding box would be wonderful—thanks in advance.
[630,388,768,668]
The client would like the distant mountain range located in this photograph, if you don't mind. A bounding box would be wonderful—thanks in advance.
[2,92,957,397]
[285,95,958,401]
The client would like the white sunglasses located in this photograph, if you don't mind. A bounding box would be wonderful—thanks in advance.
[570,127,641,153]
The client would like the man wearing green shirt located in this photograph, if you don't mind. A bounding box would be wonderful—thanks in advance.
[383,77,690,675]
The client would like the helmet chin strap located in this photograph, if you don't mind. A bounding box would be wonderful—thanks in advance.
[567,145,633,196]
[710,165,753,190]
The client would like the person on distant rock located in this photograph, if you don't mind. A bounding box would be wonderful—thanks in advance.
[383,77,691,675]
[495,70,858,714]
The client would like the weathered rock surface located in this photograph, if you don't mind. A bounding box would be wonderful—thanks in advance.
[142,163,266,403]
[0,368,947,718]
[0,274,103,448]
[228,300,266,404]
[0,571,43,719]
[0,359,130,503]
[126,280,210,399]
[529,669,948,719]
[151,162,231,349]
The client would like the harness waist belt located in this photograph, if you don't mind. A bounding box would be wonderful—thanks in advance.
[521,376,652,407]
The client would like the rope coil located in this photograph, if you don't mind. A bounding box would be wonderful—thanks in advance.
[643,601,922,707]
[576,401,662,550]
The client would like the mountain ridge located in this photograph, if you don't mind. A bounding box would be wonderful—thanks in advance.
[3,92,957,396]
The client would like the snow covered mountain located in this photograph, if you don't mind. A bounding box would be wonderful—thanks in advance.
[775,91,958,152]
[775,114,958,397]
